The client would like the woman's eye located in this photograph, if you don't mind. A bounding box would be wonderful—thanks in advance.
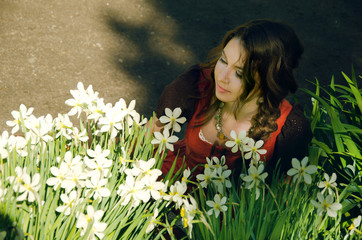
[219,57,227,64]
[236,71,243,78]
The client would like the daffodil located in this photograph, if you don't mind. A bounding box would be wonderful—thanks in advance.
[69,127,89,146]
[85,174,111,201]
[56,190,83,216]
[225,130,249,153]
[196,167,216,188]
[151,128,178,153]
[242,164,268,200]
[181,197,198,237]
[145,208,159,234]
[205,155,227,171]
[46,162,71,190]
[25,114,54,143]
[213,166,232,194]
[16,172,41,202]
[8,166,28,190]
[287,157,318,184]
[317,173,337,195]
[0,182,8,202]
[117,175,147,207]
[7,135,28,157]
[84,145,112,178]
[0,131,9,159]
[66,82,98,117]
[98,106,125,139]
[142,174,165,201]
[6,104,34,134]
[244,138,267,162]
[54,113,73,139]
[182,168,191,184]
[206,194,228,218]
[159,107,186,132]
[311,192,342,218]
[76,205,107,239]
[168,181,187,209]
[61,165,87,193]
[344,215,361,239]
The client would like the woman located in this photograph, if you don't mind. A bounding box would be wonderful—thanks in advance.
[154,19,312,178]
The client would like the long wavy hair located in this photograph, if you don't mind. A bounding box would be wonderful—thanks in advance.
[197,19,304,141]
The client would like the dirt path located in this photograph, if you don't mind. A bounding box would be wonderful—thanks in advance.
[1,0,361,132]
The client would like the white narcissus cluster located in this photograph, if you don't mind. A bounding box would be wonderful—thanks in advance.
[225,130,267,166]
[196,156,232,195]
[0,82,347,239]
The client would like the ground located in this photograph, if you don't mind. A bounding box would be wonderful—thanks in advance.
[0,0,361,132]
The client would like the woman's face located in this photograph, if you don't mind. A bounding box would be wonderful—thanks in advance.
[214,38,246,104]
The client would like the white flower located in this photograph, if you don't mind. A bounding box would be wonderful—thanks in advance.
[182,168,191,184]
[87,98,107,122]
[0,131,10,159]
[56,190,83,216]
[69,127,89,146]
[62,165,87,193]
[196,167,216,188]
[132,112,148,127]
[98,105,125,139]
[54,113,73,139]
[0,182,8,202]
[142,174,165,201]
[76,205,107,239]
[16,173,41,202]
[85,174,111,200]
[287,157,318,184]
[117,175,147,207]
[206,194,227,218]
[206,156,227,171]
[125,158,162,179]
[85,145,112,178]
[159,107,186,132]
[213,167,232,194]
[244,138,267,162]
[151,128,178,153]
[225,130,249,153]
[145,208,159,234]
[242,164,268,200]
[317,173,338,195]
[7,135,28,157]
[7,166,28,190]
[46,162,71,190]
[6,104,34,134]
[181,197,198,236]
[311,192,342,218]
[115,98,138,123]
[63,151,83,169]
[168,181,187,209]
[66,82,98,117]
[344,215,361,239]
[25,114,54,143]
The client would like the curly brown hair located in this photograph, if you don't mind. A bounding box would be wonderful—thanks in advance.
[197,19,304,141]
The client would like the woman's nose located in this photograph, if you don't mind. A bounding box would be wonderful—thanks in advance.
[219,67,231,83]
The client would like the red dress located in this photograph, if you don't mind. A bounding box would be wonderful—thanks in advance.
[161,69,293,177]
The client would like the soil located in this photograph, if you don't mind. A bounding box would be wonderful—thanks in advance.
[0,0,361,132]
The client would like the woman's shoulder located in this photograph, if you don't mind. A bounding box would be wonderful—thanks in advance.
[270,102,313,173]
[281,103,312,138]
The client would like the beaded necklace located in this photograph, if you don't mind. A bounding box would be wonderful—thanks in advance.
[215,102,230,140]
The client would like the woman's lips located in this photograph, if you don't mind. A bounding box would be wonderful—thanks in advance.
[217,84,229,93]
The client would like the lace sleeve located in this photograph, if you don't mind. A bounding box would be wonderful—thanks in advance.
[156,65,201,122]
[269,103,313,173]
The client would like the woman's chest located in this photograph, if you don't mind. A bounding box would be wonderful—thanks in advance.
[199,115,252,147]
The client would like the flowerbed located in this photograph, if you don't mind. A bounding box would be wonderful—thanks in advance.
[0,69,361,239]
